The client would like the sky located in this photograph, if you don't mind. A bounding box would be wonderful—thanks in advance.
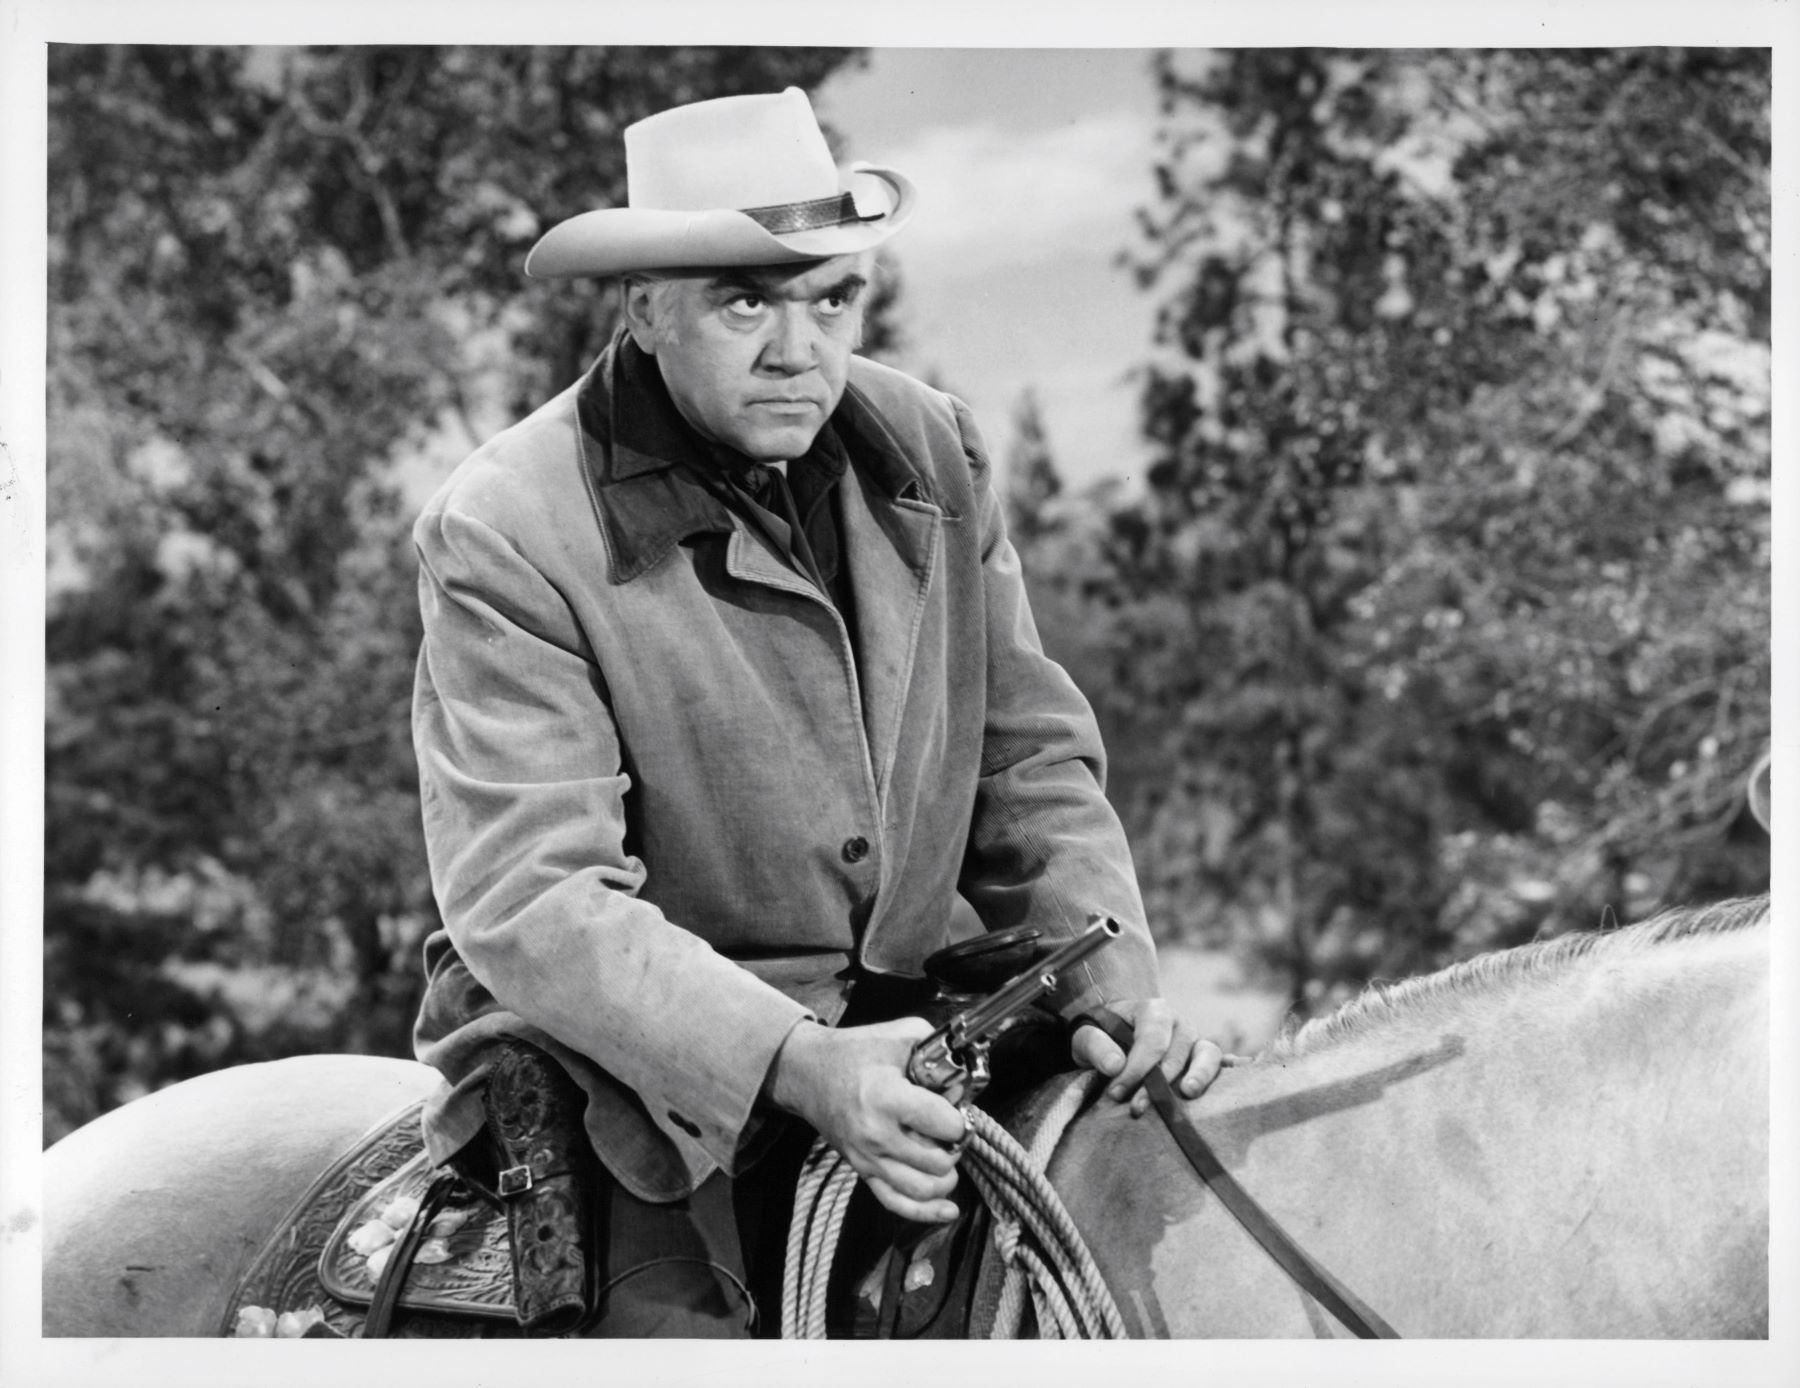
[815,50,1172,493]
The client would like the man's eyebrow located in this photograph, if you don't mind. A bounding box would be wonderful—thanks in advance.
[703,271,868,300]
[704,271,772,296]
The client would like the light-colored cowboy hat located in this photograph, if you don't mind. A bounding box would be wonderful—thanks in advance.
[524,87,915,279]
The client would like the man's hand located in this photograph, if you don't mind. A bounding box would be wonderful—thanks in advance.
[763,1018,966,1224]
[1069,999,1224,1117]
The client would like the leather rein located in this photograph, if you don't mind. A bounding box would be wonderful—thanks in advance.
[1083,1010,1400,1339]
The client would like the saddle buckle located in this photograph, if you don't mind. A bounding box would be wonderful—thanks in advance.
[496,1164,533,1198]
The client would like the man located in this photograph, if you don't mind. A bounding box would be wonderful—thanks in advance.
[410,86,1221,1337]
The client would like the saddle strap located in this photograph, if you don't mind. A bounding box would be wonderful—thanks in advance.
[363,1168,462,1339]
[1082,1010,1401,1340]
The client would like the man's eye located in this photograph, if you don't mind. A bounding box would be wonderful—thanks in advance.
[726,294,766,316]
[817,293,851,316]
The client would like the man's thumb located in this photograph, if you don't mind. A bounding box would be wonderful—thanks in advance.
[1069,1018,1125,1077]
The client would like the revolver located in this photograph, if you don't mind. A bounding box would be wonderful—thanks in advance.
[905,914,1121,1107]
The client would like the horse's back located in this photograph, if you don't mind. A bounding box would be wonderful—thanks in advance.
[43,1054,439,1337]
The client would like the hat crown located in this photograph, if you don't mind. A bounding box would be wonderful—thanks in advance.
[626,87,840,213]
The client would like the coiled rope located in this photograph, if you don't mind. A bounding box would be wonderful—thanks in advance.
[781,1074,1126,1339]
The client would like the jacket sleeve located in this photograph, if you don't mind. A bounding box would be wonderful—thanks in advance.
[412,502,812,1171]
[949,397,1164,1008]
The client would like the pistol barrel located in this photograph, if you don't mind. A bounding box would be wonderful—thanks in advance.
[955,915,1121,1038]
[908,916,1124,1099]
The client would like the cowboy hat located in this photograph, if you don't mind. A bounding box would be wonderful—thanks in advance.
[524,87,916,279]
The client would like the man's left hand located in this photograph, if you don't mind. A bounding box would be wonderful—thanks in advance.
[1069,999,1223,1116]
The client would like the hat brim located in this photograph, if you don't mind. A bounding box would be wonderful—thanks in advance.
[525,165,914,279]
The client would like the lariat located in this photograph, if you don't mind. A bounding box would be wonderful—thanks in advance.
[780,1076,1126,1339]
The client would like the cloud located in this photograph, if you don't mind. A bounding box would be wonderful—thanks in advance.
[868,106,1164,489]
[881,110,1157,278]
[1014,360,1152,490]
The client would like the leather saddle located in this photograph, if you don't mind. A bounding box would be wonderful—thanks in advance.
[223,1087,1072,1341]
[223,1100,521,1339]
[223,928,1081,1340]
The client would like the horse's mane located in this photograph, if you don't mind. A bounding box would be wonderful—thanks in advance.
[1265,894,1769,1060]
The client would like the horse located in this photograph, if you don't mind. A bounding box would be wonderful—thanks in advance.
[41,896,1769,1339]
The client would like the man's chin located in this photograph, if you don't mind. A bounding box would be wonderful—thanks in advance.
[730,424,825,464]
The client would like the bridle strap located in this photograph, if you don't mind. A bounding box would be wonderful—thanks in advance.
[1083,1010,1401,1339]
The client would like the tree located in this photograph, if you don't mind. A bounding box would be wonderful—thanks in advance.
[45,45,873,1140]
[1003,389,1062,547]
[1099,49,1769,1011]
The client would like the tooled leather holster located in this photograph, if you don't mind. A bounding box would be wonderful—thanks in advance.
[479,1040,598,1334]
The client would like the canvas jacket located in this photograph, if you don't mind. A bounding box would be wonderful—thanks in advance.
[410,335,1161,1203]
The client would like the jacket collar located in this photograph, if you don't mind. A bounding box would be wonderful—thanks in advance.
[576,333,940,584]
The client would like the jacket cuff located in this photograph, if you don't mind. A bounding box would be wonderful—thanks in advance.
[654,984,816,1169]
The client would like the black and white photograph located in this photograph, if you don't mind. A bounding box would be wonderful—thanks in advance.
[2,3,1792,1384]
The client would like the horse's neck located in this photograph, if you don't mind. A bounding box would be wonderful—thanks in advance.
[1244,929,1768,1336]
[1254,923,1771,1184]
[1065,925,1769,1338]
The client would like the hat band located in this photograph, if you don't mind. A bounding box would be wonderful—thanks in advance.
[740,192,883,235]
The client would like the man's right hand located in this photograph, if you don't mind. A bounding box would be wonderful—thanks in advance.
[762,1017,965,1224]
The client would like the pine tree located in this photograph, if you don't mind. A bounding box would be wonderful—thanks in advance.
[1004,388,1063,549]
[1100,49,1769,1010]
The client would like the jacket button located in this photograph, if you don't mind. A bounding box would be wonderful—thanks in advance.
[667,1110,701,1137]
[841,835,871,864]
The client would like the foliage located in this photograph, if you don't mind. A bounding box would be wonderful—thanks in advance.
[45,45,870,1141]
[46,44,1773,1134]
[1050,48,1771,1010]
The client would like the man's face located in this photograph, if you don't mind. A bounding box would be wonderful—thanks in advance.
[623,253,874,463]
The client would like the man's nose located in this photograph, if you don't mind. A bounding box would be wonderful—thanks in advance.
[759,306,816,374]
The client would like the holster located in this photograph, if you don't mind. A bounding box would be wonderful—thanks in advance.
[483,1040,597,1334]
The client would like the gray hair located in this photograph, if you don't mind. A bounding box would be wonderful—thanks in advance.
[617,269,685,324]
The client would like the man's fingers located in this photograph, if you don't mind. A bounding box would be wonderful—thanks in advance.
[1070,1004,1227,1108]
[1176,1037,1225,1098]
[892,1084,967,1147]
[853,1144,959,1205]
[866,1155,958,1203]
[1068,1019,1127,1078]
[1068,1009,1171,1096]
[1108,1007,1175,1098]
[876,1123,961,1175]
[864,1174,959,1226]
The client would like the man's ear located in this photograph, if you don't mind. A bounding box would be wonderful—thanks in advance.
[621,281,659,355]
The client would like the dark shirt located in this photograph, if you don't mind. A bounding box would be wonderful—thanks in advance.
[717,437,858,632]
